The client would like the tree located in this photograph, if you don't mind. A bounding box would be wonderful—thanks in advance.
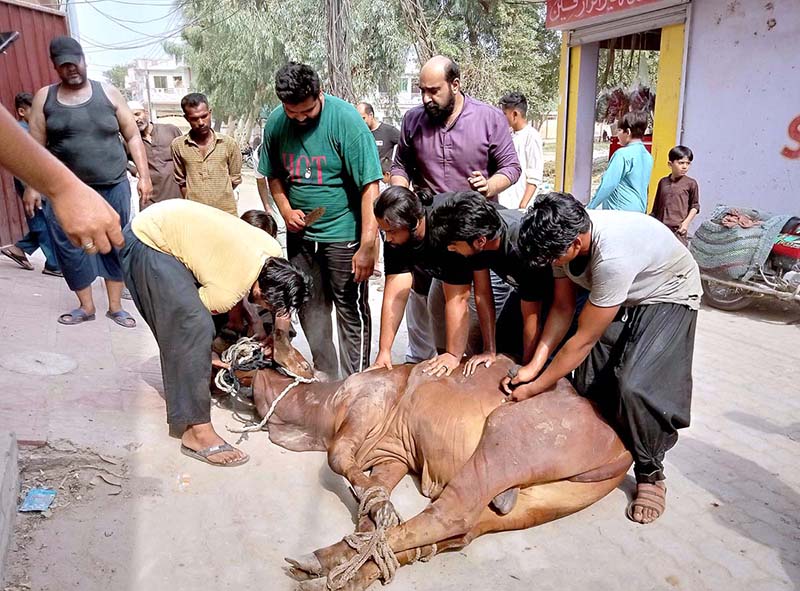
[425,1,561,125]
[103,64,132,99]
[168,0,407,143]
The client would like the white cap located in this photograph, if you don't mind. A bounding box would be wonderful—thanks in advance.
[127,100,146,111]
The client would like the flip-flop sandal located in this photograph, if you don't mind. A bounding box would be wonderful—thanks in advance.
[626,482,667,523]
[106,310,137,328]
[1,246,34,270]
[58,308,96,325]
[180,443,249,467]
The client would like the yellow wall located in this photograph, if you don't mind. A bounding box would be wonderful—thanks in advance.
[555,36,570,192]
[555,24,686,206]
[648,23,686,209]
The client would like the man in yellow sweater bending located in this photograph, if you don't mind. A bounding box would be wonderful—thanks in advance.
[121,200,310,467]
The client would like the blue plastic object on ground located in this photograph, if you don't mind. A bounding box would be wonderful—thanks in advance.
[19,487,57,512]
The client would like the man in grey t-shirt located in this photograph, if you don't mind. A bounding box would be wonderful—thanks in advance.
[502,193,701,525]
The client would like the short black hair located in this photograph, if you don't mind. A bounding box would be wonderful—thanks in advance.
[619,110,648,138]
[181,92,209,112]
[428,191,502,248]
[358,101,374,116]
[257,258,311,317]
[275,62,321,105]
[444,58,460,84]
[374,186,425,231]
[668,145,694,162]
[518,192,591,267]
[499,92,527,117]
[241,209,278,238]
[14,92,33,111]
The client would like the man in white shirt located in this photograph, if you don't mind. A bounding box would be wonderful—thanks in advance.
[498,92,544,210]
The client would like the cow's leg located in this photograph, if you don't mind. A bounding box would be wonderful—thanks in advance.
[286,460,409,581]
[294,477,624,591]
[327,422,405,529]
[355,460,409,532]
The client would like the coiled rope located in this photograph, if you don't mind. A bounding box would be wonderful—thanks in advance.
[214,337,317,434]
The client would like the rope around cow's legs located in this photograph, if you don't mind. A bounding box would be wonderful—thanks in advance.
[326,527,399,590]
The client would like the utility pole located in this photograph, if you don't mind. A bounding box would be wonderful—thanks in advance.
[144,62,153,119]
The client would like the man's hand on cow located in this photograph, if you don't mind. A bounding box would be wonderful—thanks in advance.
[422,352,461,378]
[504,382,541,402]
[284,209,307,233]
[367,349,394,372]
[463,351,496,377]
[500,362,542,395]
[251,319,269,343]
[351,241,377,283]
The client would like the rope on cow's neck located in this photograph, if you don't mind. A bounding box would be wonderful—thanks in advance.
[214,337,317,441]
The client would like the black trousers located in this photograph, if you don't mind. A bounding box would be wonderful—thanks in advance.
[288,235,371,378]
[573,303,697,483]
[120,227,215,426]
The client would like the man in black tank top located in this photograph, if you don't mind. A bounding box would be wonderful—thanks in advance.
[25,37,152,329]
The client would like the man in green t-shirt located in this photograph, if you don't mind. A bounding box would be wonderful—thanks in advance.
[259,62,382,378]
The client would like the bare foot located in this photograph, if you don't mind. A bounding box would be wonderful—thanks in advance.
[626,481,666,524]
[181,423,248,465]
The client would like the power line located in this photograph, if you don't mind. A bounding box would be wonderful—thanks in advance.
[81,4,242,52]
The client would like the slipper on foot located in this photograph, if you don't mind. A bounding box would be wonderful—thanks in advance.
[106,310,136,328]
[58,308,96,325]
[626,482,667,524]
[42,267,63,277]
[1,246,34,270]
[180,443,249,467]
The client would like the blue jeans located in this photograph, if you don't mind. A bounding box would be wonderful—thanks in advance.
[16,203,60,271]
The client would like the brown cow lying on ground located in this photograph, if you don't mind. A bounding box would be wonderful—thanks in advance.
[230,333,631,590]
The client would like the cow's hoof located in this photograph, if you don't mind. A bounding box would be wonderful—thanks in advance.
[285,554,324,580]
[491,487,520,515]
[371,500,401,529]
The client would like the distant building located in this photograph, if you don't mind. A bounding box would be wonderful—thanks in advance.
[362,48,421,127]
[124,58,192,117]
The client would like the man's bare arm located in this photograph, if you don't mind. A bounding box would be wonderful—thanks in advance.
[0,104,123,252]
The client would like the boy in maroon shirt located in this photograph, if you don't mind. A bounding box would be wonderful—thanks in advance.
[651,145,700,244]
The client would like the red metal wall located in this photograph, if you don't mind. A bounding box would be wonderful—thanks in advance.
[0,0,68,245]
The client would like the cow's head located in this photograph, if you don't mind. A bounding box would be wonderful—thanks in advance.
[268,327,314,379]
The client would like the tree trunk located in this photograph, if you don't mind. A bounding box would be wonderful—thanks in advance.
[325,0,356,102]
[398,0,435,63]
[226,115,237,139]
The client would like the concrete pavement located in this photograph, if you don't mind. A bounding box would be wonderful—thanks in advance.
[0,182,798,590]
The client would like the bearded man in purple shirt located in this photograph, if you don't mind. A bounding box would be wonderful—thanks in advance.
[386,55,521,375]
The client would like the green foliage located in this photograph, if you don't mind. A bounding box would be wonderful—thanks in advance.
[426,1,561,124]
[168,0,407,125]
[104,63,132,98]
[169,0,559,129]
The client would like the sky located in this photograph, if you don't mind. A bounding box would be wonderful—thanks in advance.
[69,0,184,80]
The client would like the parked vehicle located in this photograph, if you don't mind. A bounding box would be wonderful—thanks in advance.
[241,145,255,169]
[691,212,800,311]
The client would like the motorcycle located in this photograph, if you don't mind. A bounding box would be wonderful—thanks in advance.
[241,145,256,169]
[690,209,800,311]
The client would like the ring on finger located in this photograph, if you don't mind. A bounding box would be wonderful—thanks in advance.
[82,241,96,251]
